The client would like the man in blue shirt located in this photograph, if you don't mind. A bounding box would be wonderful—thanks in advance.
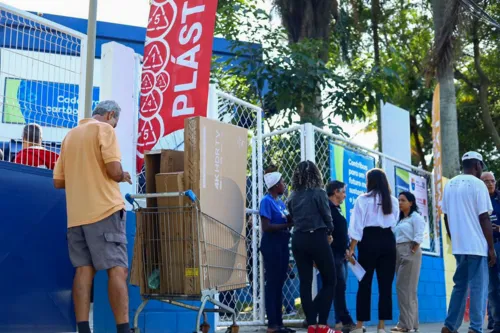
[482,171,500,333]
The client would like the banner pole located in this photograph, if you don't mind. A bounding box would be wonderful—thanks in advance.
[84,0,98,118]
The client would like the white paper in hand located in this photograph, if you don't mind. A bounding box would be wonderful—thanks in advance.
[348,259,366,281]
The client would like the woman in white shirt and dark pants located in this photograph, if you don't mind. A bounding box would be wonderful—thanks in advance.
[347,169,399,333]
[392,191,425,332]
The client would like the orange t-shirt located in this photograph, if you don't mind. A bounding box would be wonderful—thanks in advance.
[54,119,125,228]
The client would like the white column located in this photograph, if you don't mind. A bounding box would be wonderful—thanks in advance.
[100,42,138,210]
[303,122,319,298]
[381,101,411,191]
[207,83,219,120]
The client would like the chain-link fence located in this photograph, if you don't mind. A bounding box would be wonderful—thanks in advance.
[313,126,439,256]
[252,124,439,326]
[261,126,305,322]
[0,3,87,167]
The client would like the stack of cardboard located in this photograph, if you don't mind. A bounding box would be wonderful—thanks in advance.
[131,117,248,296]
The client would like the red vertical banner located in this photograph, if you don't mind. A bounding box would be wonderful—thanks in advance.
[136,0,219,172]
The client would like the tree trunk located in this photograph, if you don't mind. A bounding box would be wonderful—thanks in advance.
[410,115,429,170]
[432,0,460,178]
[371,0,383,152]
[472,20,500,152]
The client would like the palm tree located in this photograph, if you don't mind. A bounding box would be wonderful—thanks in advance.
[429,0,461,178]
[272,0,339,126]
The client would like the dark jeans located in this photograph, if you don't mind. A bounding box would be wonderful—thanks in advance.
[357,227,396,321]
[261,232,290,328]
[488,241,500,331]
[334,252,354,325]
[292,228,336,326]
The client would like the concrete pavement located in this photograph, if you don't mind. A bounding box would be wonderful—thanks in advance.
[216,323,479,333]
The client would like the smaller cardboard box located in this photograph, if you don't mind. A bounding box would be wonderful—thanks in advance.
[144,150,184,207]
[156,172,185,208]
[160,150,184,174]
[155,172,186,294]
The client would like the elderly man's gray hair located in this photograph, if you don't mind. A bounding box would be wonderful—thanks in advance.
[92,100,121,118]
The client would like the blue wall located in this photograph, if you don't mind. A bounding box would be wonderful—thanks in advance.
[323,255,447,326]
[0,162,75,333]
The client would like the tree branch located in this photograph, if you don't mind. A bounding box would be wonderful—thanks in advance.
[471,16,500,152]
[454,69,478,89]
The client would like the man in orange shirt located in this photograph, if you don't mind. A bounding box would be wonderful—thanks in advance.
[53,100,132,333]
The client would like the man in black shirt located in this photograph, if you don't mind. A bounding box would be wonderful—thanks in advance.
[326,181,355,332]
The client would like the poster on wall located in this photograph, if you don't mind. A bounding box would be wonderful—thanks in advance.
[395,166,431,250]
[329,143,376,223]
[136,0,219,172]
[3,78,99,128]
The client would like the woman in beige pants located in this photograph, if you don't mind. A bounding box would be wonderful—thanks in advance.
[391,191,426,332]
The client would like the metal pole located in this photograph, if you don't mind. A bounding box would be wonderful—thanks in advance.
[84,0,98,118]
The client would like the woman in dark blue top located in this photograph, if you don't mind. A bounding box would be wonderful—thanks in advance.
[260,166,294,333]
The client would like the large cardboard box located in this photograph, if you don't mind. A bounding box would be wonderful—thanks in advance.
[184,117,248,292]
[132,118,249,296]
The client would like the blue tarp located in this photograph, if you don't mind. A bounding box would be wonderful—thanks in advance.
[0,161,75,333]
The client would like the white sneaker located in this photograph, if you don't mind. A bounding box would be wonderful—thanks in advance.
[378,329,387,333]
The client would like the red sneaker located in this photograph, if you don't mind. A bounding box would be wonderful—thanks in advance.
[316,325,336,333]
[308,325,317,333]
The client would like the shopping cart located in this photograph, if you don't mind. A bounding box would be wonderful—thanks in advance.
[126,191,245,333]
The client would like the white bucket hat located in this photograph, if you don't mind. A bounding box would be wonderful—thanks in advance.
[264,172,282,189]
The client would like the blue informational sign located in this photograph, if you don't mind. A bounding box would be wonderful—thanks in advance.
[3,78,100,128]
[329,143,376,222]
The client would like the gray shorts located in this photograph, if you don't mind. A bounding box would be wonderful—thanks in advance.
[67,210,128,271]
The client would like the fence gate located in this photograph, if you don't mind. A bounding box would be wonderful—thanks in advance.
[215,90,265,326]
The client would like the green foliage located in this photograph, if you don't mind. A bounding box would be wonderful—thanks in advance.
[214,0,500,173]
[215,0,257,40]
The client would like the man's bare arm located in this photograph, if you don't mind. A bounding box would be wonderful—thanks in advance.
[479,212,494,249]
[105,162,131,184]
[479,212,496,266]
[53,179,65,189]
[444,214,451,240]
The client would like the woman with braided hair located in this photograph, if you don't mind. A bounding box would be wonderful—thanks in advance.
[287,160,336,333]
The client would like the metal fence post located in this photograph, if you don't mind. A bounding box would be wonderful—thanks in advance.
[251,137,259,323]
[207,84,219,120]
[256,108,265,324]
[304,123,316,163]
[303,123,319,298]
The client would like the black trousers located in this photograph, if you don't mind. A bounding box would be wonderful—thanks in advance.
[261,232,290,328]
[292,228,336,325]
[356,227,396,321]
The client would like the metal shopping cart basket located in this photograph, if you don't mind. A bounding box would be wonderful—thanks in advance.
[126,191,246,333]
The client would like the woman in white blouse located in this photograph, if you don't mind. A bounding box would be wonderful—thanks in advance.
[391,191,425,332]
[347,169,399,333]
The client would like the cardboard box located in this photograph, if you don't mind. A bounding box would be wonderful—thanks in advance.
[156,172,185,207]
[160,150,184,174]
[132,118,249,296]
[144,150,184,207]
[184,117,248,291]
